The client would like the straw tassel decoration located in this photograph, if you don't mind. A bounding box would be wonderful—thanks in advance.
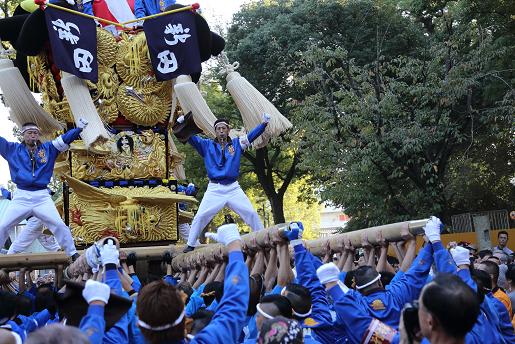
[173,75,217,138]
[220,54,292,149]
[61,72,111,147]
[0,64,63,139]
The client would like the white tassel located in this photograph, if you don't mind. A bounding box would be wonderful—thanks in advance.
[173,75,217,138]
[61,72,111,148]
[220,55,292,149]
[0,66,63,138]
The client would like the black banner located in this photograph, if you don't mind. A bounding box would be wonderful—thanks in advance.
[45,6,98,82]
[144,11,201,81]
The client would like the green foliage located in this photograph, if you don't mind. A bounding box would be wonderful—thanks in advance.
[0,0,22,17]
[293,0,514,229]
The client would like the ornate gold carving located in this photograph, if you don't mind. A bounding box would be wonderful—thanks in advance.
[70,131,167,181]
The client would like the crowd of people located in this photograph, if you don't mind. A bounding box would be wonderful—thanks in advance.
[0,217,513,344]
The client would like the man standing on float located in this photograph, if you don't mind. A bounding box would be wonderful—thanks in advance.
[182,114,270,252]
[0,120,88,260]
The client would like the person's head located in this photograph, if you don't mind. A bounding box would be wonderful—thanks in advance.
[281,283,312,320]
[35,284,57,315]
[25,324,89,344]
[497,231,509,248]
[176,282,194,306]
[214,118,230,142]
[136,280,185,344]
[189,308,214,337]
[255,295,293,331]
[16,294,33,316]
[486,255,501,266]
[21,122,40,146]
[471,268,492,303]
[506,265,515,288]
[201,281,223,306]
[258,316,303,344]
[478,249,492,261]
[418,273,479,341]
[354,266,383,294]
[492,250,509,265]
[0,291,18,325]
[477,260,500,288]
[0,328,20,344]
[117,135,134,153]
[248,274,265,316]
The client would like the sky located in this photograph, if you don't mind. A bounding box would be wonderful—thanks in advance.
[0,0,252,185]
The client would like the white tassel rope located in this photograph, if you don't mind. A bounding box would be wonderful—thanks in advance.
[0,65,63,139]
[220,54,292,149]
[173,75,217,138]
[61,72,111,148]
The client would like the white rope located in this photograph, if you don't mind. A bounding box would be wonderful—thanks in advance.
[218,54,292,149]
[173,75,217,138]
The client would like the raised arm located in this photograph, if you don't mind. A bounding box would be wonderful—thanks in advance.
[0,135,16,159]
[247,114,270,143]
[194,224,249,344]
[285,223,333,325]
[187,135,208,157]
[51,120,87,152]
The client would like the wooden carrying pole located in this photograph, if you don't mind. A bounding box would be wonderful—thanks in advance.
[0,219,428,273]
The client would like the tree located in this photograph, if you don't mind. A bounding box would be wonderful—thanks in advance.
[294,0,514,229]
[0,0,21,18]
[223,0,424,224]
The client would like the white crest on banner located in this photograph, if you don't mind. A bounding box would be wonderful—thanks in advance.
[155,20,192,75]
[51,19,81,44]
[164,23,191,46]
[74,48,94,72]
[157,50,178,74]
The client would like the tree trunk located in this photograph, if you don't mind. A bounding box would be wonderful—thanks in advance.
[269,192,285,224]
[244,148,298,227]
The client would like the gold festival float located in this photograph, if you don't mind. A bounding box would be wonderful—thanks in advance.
[26,27,194,246]
[0,2,292,248]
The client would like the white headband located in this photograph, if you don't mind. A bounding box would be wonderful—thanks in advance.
[137,309,185,331]
[293,307,312,318]
[280,286,313,318]
[256,303,275,320]
[21,125,40,134]
[214,121,229,129]
[356,273,382,290]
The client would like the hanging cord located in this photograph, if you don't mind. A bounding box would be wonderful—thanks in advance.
[218,53,239,76]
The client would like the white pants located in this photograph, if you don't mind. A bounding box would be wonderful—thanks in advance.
[0,189,77,256]
[187,181,263,247]
[8,217,61,254]
[178,223,200,245]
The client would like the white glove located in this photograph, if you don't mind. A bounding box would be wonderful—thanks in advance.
[451,246,470,266]
[262,113,271,123]
[82,280,110,304]
[177,115,185,124]
[66,0,75,4]
[423,216,442,243]
[205,223,241,246]
[100,239,119,266]
[77,118,89,129]
[316,262,340,285]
